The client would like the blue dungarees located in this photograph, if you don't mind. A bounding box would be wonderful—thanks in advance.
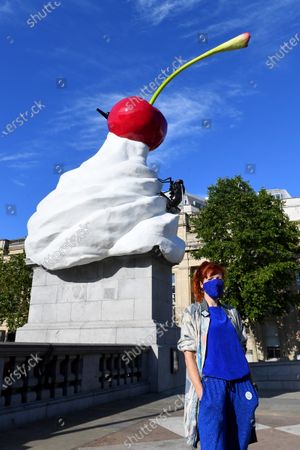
[197,305,259,450]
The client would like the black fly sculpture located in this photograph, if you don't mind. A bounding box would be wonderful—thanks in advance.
[158,177,185,213]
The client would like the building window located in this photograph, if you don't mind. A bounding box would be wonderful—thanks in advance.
[264,321,280,360]
[267,346,281,359]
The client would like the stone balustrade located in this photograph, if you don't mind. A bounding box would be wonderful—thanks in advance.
[0,343,151,430]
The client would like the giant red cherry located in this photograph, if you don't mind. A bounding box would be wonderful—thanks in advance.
[98,33,251,149]
[107,96,168,151]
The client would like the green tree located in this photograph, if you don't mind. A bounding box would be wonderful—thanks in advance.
[190,176,300,323]
[0,253,32,333]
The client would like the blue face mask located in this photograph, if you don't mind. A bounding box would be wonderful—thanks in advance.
[203,278,225,300]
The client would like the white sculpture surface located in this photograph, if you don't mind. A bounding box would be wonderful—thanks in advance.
[25,132,185,270]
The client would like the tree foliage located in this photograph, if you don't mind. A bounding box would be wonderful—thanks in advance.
[0,253,32,332]
[190,176,300,323]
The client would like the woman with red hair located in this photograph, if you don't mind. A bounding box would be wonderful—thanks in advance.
[177,260,259,449]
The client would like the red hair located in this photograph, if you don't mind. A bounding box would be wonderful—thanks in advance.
[192,261,225,302]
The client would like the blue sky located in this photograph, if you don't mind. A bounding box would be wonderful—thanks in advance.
[1,0,300,239]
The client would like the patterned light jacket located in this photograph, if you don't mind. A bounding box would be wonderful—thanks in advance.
[177,299,248,448]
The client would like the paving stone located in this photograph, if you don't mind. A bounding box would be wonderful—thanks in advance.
[0,391,300,450]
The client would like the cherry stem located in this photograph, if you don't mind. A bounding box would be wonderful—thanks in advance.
[149,32,251,105]
[96,108,109,119]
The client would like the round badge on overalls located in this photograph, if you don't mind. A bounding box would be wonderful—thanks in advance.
[245,391,253,400]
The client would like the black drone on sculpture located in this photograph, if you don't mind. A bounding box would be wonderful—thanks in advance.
[158,177,185,213]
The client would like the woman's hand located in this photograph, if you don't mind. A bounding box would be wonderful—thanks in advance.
[184,350,203,399]
[197,388,203,401]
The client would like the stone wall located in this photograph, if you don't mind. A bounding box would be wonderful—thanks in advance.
[249,361,300,391]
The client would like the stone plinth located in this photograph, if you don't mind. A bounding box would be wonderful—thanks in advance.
[16,247,185,392]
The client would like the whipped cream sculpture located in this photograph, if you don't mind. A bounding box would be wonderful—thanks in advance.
[25,33,251,270]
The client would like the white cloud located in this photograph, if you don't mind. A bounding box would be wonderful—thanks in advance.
[146,79,252,167]
[0,0,13,14]
[0,151,39,170]
[7,160,39,169]
[12,179,25,187]
[30,76,254,169]
[48,85,237,152]
[0,151,37,162]
[156,81,247,141]
[133,0,203,25]
[47,92,124,151]
[182,0,300,51]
